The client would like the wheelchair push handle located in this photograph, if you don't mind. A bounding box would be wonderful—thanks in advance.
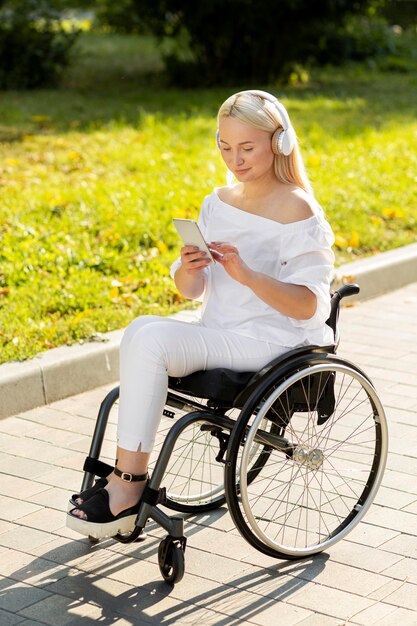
[326,283,360,338]
[334,283,360,302]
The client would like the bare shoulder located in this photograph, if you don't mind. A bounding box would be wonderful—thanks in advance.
[279,187,316,224]
[216,184,241,205]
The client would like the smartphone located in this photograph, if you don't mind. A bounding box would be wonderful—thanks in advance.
[173,218,218,264]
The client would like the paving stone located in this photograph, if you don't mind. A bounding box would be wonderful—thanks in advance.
[0,495,42,523]
[380,557,417,585]
[0,548,69,587]
[369,579,417,611]
[0,520,15,535]
[0,433,67,464]
[346,601,398,626]
[236,545,295,570]
[28,535,102,567]
[172,570,310,624]
[296,613,347,626]
[222,564,311,604]
[369,607,417,626]
[0,577,51,613]
[32,466,83,491]
[0,608,27,625]
[373,486,417,511]
[146,602,243,626]
[345,522,400,549]
[16,507,69,534]
[18,593,106,625]
[382,470,417,495]
[184,544,256,584]
[382,450,417,474]
[0,476,50,501]
[327,540,403,574]
[184,507,236,532]
[296,560,390,596]
[365,506,417,534]
[207,587,312,625]
[44,570,146,606]
[402,500,417,514]
[18,621,69,626]
[381,533,417,559]
[287,584,373,621]
[180,525,252,561]
[17,405,96,433]
[0,455,54,481]
[0,526,58,552]
[164,573,233,605]
[27,487,73,513]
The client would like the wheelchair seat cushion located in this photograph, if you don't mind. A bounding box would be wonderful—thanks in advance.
[168,368,255,404]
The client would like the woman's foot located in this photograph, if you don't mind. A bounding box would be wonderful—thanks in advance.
[66,469,148,539]
[66,488,141,538]
[70,476,109,507]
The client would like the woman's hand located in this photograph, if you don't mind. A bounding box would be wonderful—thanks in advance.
[209,241,317,319]
[180,245,211,275]
[209,242,253,285]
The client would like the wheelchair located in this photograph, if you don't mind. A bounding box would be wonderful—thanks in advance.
[76,283,388,584]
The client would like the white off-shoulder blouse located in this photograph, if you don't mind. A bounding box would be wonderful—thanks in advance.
[171,189,335,348]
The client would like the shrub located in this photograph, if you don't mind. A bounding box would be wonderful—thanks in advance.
[0,0,79,89]
[94,0,389,86]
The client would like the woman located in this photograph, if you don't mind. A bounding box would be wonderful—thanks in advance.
[67,89,335,538]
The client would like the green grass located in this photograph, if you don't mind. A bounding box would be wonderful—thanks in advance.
[1,30,416,363]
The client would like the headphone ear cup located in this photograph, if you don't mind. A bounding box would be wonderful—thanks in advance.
[215,129,221,150]
[271,129,282,155]
[272,127,296,156]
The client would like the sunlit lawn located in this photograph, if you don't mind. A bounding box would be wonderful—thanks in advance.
[1,31,416,363]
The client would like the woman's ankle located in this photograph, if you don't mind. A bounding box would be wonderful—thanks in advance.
[105,472,147,516]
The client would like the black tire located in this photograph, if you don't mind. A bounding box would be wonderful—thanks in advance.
[225,355,388,559]
[158,538,185,584]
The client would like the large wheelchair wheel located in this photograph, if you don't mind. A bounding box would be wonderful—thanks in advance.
[225,355,388,559]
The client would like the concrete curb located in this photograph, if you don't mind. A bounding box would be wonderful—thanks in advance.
[0,329,123,420]
[331,241,417,302]
[1,243,417,420]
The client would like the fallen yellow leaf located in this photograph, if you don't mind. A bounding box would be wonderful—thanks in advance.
[335,233,348,248]
[348,231,359,247]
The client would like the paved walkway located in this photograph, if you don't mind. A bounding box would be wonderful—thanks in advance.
[1,283,417,626]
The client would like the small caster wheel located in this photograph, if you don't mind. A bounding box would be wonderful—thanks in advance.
[158,536,186,584]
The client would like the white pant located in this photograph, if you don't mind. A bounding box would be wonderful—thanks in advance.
[117,315,288,452]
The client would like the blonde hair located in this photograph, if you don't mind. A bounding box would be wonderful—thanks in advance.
[217,91,313,195]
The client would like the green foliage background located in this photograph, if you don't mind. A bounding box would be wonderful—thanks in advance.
[0,30,416,363]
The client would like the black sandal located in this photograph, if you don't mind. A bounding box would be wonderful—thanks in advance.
[69,477,108,508]
[68,458,116,509]
[66,470,148,539]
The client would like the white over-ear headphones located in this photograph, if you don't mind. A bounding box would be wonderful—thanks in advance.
[216,89,296,156]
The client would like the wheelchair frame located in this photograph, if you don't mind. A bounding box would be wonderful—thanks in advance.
[74,284,388,584]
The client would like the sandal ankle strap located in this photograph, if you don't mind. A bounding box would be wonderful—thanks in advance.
[114,467,148,482]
